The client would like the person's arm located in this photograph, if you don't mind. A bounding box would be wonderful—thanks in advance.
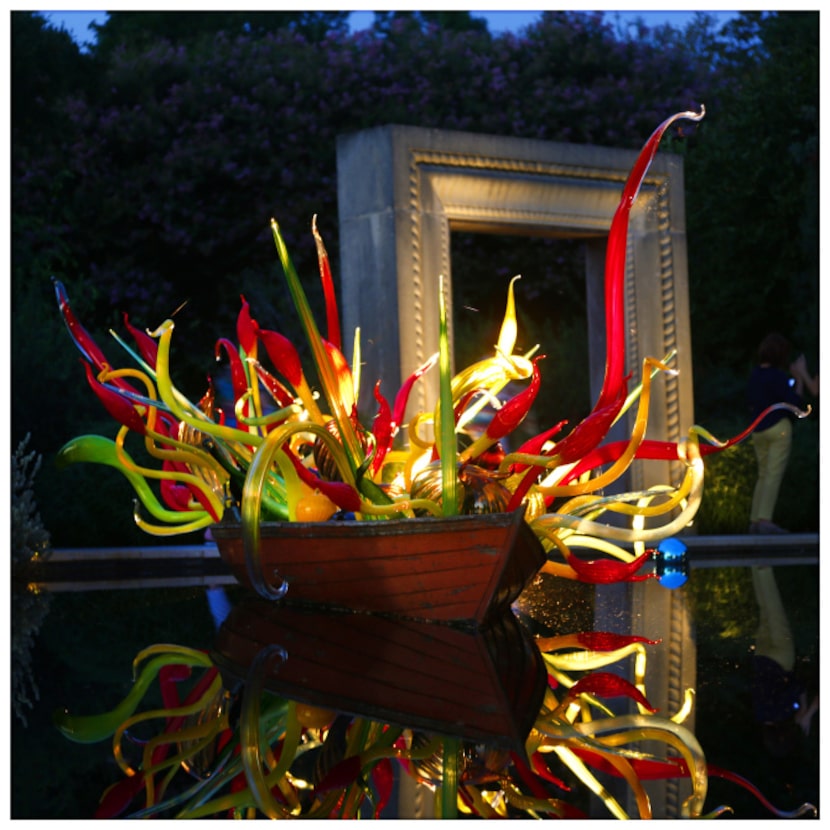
[790,354,819,397]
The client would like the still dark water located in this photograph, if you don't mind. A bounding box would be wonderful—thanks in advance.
[10,564,819,819]
[11,585,229,818]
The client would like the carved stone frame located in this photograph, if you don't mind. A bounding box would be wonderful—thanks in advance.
[336,125,696,817]
[337,126,693,472]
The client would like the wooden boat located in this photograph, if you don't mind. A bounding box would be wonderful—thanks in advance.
[211,507,545,626]
[212,598,547,749]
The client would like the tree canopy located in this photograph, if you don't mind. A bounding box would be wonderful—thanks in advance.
[90,10,350,54]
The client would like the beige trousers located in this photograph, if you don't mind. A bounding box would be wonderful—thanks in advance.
[750,417,792,523]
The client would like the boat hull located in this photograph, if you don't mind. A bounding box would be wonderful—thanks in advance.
[212,508,545,626]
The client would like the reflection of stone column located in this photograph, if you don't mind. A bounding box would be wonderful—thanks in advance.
[396,769,434,819]
[591,580,696,819]
[632,580,697,818]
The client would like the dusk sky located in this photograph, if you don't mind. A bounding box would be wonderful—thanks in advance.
[39,8,741,50]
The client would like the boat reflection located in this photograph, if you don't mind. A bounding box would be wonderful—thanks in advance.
[212,596,547,750]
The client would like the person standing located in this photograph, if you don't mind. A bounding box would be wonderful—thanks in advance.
[747,333,805,534]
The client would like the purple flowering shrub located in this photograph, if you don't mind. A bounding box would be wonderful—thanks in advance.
[29,14,712,327]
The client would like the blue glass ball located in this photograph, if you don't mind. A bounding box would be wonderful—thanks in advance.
[655,538,688,589]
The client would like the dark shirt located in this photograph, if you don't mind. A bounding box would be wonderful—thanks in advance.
[747,366,802,431]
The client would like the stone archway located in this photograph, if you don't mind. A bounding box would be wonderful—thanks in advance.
[336,125,693,488]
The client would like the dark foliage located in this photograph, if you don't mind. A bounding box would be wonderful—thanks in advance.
[11,12,95,157]
[683,12,819,414]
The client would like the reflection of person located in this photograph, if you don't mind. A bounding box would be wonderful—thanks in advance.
[747,334,804,534]
[750,566,817,758]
